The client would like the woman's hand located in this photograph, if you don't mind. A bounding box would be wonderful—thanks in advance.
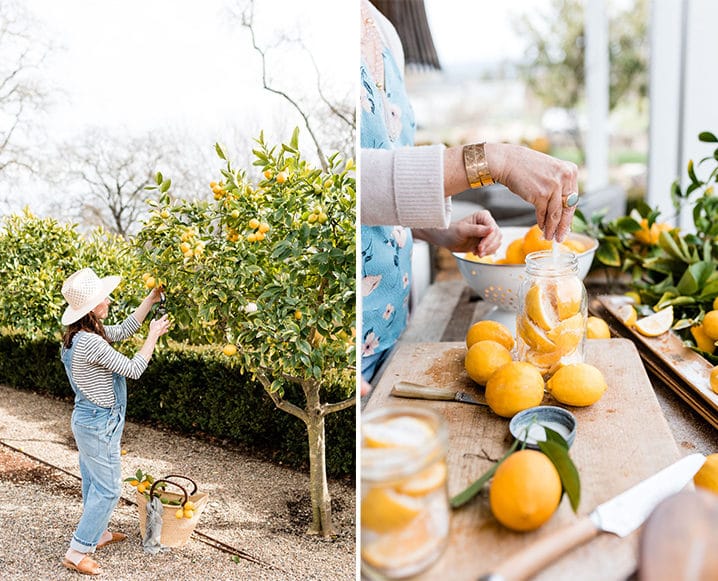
[485,143,578,242]
[414,210,502,256]
[148,314,171,339]
[146,286,164,305]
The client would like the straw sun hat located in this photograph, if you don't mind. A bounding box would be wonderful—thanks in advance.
[61,268,121,325]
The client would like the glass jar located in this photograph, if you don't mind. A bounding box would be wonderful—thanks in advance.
[361,406,450,579]
[515,250,587,377]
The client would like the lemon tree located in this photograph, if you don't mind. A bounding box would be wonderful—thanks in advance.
[574,131,718,360]
[133,129,355,537]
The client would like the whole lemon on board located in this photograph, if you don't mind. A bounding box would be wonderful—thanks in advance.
[694,453,718,494]
[586,316,610,339]
[489,449,562,532]
[485,361,545,418]
[547,363,607,406]
[464,340,513,385]
[465,320,514,351]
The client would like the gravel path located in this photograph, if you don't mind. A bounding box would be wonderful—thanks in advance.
[0,385,355,580]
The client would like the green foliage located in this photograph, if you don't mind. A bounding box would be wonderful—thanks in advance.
[574,132,718,357]
[0,332,354,476]
[0,209,142,338]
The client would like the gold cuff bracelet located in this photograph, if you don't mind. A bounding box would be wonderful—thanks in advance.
[463,142,494,189]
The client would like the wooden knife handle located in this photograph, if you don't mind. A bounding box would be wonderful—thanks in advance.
[391,382,456,401]
[478,517,600,581]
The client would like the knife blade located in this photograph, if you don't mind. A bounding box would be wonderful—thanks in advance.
[390,381,487,406]
[478,453,706,581]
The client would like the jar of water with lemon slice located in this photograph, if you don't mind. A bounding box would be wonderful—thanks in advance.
[361,406,449,578]
[516,249,587,377]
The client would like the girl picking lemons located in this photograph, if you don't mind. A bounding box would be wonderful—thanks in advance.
[59,268,170,575]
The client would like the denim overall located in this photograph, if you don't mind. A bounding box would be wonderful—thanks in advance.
[61,331,126,553]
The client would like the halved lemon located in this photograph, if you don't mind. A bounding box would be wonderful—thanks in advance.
[363,416,433,449]
[635,306,673,337]
[362,511,441,570]
[524,284,558,331]
[616,304,637,328]
[554,279,583,320]
[517,316,558,353]
[547,313,584,353]
[396,461,448,496]
[361,487,422,533]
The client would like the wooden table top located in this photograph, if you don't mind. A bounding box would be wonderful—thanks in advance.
[389,280,718,457]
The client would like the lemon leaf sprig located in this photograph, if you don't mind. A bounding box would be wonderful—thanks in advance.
[450,423,581,513]
[538,426,581,512]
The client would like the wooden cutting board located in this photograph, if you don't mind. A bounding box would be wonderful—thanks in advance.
[363,339,681,581]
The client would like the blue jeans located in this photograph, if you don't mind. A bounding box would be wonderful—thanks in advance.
[69,402,125,553]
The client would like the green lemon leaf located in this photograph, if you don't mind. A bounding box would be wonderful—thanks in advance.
[596,242,622,267]
[450,439,519,509]
[538,439,581,512]
[698,131,718,143]
[542,425,570,450]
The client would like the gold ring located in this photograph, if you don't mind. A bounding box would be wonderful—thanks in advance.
[563,192,579,208]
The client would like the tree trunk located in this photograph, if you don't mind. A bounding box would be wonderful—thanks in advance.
[305,412,335,537]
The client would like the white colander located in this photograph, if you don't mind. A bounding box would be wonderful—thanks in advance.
[453,227,598,313]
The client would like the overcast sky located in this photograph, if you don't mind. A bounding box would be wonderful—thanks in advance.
[22,0,355,139]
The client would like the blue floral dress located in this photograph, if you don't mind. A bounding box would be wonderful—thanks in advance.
[361,45,416,381]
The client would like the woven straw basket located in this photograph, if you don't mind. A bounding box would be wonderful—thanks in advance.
[136,474,208,547]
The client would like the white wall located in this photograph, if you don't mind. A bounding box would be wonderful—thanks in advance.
[648,0,718,228]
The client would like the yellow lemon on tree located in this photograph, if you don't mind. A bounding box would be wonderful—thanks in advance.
[485,361,545,418]
[465,320,514,351]
[702,310,718,341]
[248,218,260,230]
[222,344,238,357]
[145,276,156,290]
[586,316,610,339]
[547,363,607,406]
[361,486,422,533]
[464,340,513,385]
[489,449,562,532]
[713,297,718,311]
[694,453,718,494]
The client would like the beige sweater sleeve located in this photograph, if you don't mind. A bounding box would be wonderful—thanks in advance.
[360,145,451,228]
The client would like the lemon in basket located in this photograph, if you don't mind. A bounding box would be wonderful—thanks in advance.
[465,320,514,351]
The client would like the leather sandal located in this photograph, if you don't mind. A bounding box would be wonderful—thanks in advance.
[62,556,102,576]
[96,531,127,549]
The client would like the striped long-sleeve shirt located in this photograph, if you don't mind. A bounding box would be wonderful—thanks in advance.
[68,315,148,407]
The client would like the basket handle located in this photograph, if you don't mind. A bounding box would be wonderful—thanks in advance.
[161,474,198,496]
[148,478,189,506]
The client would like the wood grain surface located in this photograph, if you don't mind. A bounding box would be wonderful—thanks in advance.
[363,339,681,581]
